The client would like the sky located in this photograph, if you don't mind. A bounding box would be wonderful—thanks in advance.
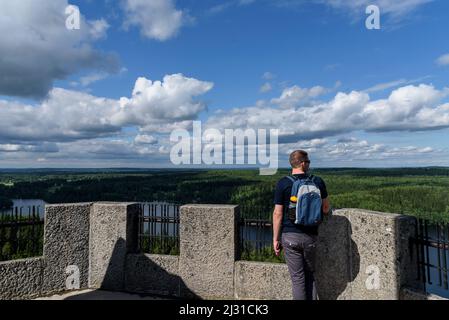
[0,0,449,169]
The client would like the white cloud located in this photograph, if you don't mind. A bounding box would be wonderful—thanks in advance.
[436,54,449,66]
[260,82,273,93]
[68,140,158,157]
[123,0,190,41]
[279,136,437,165]
[323,138,436,161]
[139,120,195,134]
[362,84,449,129]
[262,72,276,80]
[111,74,213,126]
[364,79,409,93]
[135,134,158,145]
[206,84,449,141]
[363,76,432,93]
[0,143,58,153]
[0,74,213,144]
[0,0,119,99]
[88,19,110,40]
[0,89,121,143]
[271,85,328,108]
[207,2,234,15]
[79,73,110,87]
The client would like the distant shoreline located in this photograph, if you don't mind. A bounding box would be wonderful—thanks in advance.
[0,166,448,173]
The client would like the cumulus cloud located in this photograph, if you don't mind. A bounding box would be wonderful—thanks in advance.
[0,139,171,168]
[63,139,159,157]
[0,0,120,99]
[111,74,213,126]
[278,136,437,166]
[135,134,158,145]
[122,0,190,41]
[206,84,449,141]
[271,85,328,108]
[0,143,59,153]
[0,89,121,143]
[322,138,435,163]
[0,74,213,144]
[88,19,110,40]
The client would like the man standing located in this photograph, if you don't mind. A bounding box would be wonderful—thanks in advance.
[273,150,330,300]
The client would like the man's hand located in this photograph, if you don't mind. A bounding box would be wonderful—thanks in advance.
[322,197,330,216]
[273,239,282,256]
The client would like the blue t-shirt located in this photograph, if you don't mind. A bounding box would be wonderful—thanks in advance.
[273,174,328,235]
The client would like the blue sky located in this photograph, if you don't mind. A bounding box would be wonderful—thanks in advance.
[0,0,449,168]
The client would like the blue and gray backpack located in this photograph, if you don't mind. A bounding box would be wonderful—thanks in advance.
[286,175,323,227]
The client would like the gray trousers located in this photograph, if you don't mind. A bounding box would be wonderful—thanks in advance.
[281,232,318,300]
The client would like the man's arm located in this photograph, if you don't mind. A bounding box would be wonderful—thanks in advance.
[273,204,283,256]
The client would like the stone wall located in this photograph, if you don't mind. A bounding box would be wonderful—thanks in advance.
[179,204,239,299]
[0,202,139,300]
[119,207,424,300]
[315,209,423,300]
[88,202,140,291]
[0,203,437,300]
[0,258,44,300]
[43,203,91,293]
[124,254,180,297]
[234,261,292,300]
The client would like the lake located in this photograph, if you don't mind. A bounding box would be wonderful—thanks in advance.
[0,199,47,218]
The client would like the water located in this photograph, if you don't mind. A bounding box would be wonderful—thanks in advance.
[0,199,46,218]
[418,224,449,298]
[141,202,180,236]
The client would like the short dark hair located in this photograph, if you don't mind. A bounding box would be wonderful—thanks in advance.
[289,150,309,168]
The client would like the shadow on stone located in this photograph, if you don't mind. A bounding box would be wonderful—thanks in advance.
[124,253,202,300]
[63,289,170,300]
[67,238,200,300]
[316,214,360,300]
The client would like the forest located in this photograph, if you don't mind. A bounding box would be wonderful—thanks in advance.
[1,167,449,222]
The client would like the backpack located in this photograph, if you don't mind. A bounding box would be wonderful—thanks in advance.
[286,175,323,227]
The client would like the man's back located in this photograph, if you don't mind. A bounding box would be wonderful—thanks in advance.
[273,173,328,235]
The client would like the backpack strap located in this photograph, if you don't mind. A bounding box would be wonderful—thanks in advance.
[288,175,312,183]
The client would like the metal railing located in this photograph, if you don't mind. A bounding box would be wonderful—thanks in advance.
[239,205,283,263]
[138,202,180,255]
[411,218,449,298]
[136,203,281,262]
[0,201,281,263]
[0,206,44,261]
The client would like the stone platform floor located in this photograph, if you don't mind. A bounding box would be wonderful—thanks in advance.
[35,289,172,300]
